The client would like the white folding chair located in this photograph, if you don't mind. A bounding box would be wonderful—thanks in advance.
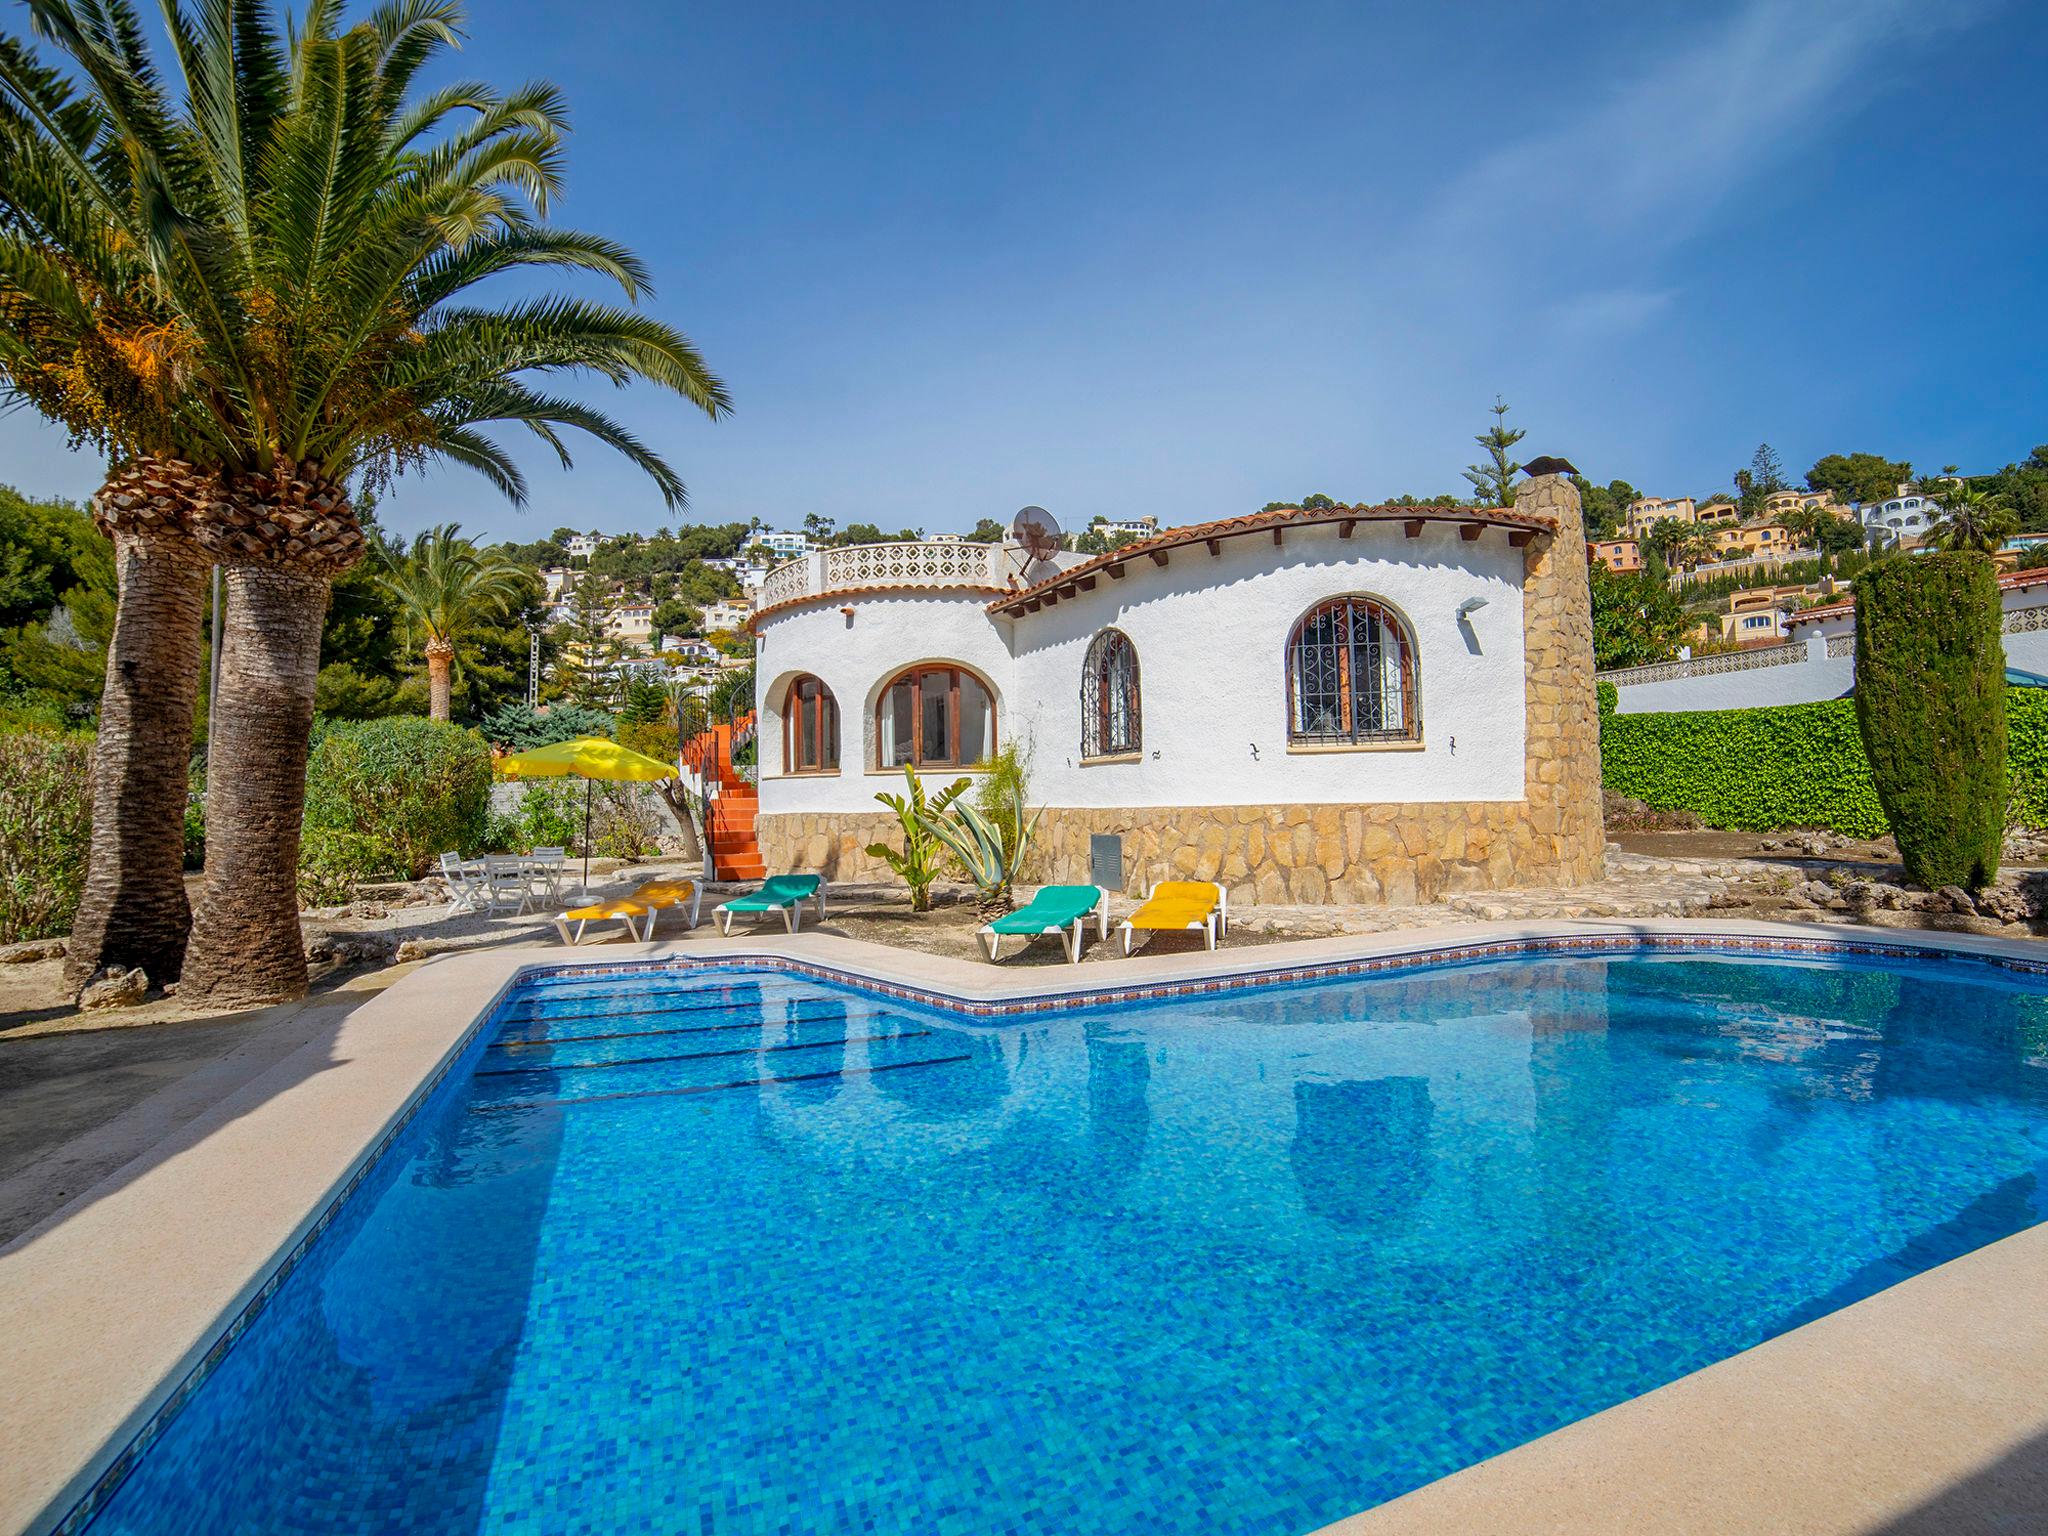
[439,851,488,915]
[526,849,567,906]
[483,855,540,914]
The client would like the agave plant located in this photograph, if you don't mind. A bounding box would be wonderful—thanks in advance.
[866,765,968,913]
[916,780,1042,923]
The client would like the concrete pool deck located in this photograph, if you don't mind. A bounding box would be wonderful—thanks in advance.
[3,917,2047,1535]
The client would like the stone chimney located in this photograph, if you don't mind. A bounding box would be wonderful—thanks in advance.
[1513,465,1606,886]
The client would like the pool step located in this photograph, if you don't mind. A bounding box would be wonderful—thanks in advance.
[470,1053,971,1113]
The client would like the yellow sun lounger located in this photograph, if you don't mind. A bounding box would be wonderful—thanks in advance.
[551,879,702,946]
[624,878,701,938]
[552,897,653,946]
[1117,880,1227,955]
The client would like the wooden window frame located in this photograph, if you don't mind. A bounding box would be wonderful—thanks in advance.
[782,675,840,775]
[877,664,997,770]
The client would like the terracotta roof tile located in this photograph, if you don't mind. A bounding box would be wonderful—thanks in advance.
[986,502,1556,616]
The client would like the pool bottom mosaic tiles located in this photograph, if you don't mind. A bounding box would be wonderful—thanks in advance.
[83,954,2048,1534]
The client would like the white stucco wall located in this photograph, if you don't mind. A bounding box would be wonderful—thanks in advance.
[755,592,1020,817]
[754,521,1529,813]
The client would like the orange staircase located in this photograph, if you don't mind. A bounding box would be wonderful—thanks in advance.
[684,715,764,880]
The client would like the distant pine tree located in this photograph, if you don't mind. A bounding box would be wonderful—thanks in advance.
[1462,397,1526,506]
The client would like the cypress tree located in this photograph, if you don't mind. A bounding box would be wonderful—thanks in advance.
[1853,553,2007,889]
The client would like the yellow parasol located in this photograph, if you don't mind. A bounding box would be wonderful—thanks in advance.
[498,736,676,891]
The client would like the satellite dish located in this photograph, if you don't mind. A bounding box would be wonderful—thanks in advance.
[1011,506,1063,562]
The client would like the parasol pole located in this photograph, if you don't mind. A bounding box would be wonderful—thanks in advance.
[582,776,592,893]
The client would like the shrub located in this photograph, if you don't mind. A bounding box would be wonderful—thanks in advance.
[0,728,93,943]
[183,768,207,871]
[2007,688,2048,828]
[1602,685,2048,847]
[616,714,677,765]
[1854,554,2005,888]
[1601,699,1890,838]
[1596,680,1618,719]
[297,827,382,907]
[591,784,663,861]
[481,809,528,854]
[516,781,585,851]
[302,717,493,880]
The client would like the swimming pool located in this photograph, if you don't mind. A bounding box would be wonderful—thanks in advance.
[80,948,2048,1535]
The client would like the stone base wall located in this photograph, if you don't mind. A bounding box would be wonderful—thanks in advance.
[758,797,1598,908]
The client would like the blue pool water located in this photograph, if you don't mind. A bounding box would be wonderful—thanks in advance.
[85,951,2048,1535]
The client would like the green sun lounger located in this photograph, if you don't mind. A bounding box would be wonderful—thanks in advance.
[979,884,1109,963]
[714,873,827,935]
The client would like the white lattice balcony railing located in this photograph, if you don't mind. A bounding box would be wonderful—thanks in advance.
[758,540,1011,609]
[1597,641,1809,689]
[758,558,811,609]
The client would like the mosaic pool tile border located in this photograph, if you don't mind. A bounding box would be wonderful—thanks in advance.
[48,925,2048,1536]
[511,928,2048,1020]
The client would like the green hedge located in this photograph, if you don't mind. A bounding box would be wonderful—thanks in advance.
[1854,553,2005,888]
[302,717,493,881]
[1602,698,1888,837]
[1603,686,2048,839]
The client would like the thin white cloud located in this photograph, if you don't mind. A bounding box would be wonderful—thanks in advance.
[1542,286,1680,343]
[1399,0,1997,288]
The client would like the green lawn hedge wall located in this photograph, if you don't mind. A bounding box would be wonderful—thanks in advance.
[1602,698,1889,837]
[1603,686,2048,838]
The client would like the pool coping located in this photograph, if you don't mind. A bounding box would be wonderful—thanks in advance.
[6,915,2048,1536]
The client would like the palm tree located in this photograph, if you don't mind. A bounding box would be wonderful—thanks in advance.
[1641,518,1692,570]
[1925,482,2017,554]
[8,1,729,1006]
[377,524,529,720]
[0,21,246,991]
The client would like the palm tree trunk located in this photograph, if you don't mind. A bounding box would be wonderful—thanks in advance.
[63,525,209,993]
[64,458,218,995]
[177,563,332,1006]
[178,462,363,1008]
[425,638,455,721]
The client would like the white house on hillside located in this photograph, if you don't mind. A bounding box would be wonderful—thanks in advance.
[747,473,1606,905]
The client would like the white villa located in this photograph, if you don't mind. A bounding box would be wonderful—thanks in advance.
[747,468,1606,905]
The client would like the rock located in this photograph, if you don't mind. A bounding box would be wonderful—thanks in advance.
[346,900,390,921]
[78,966,149,1010]
[395,939,428,964]
[1794,879,1837,907]
[1936,885,1978,915]
[1974,884,2031,924]
[306,934,397,968]
[0,937,66,964]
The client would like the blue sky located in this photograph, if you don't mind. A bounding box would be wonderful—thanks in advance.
[4,0,2044,541]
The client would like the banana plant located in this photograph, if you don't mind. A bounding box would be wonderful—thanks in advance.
[867,766,970,912]
[916,782,1044,923]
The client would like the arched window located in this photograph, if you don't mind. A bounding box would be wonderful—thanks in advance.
[1081,629,1141,758]
[878,665,995,768]
[783,675,840,773]
[1286,597,1418,745]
